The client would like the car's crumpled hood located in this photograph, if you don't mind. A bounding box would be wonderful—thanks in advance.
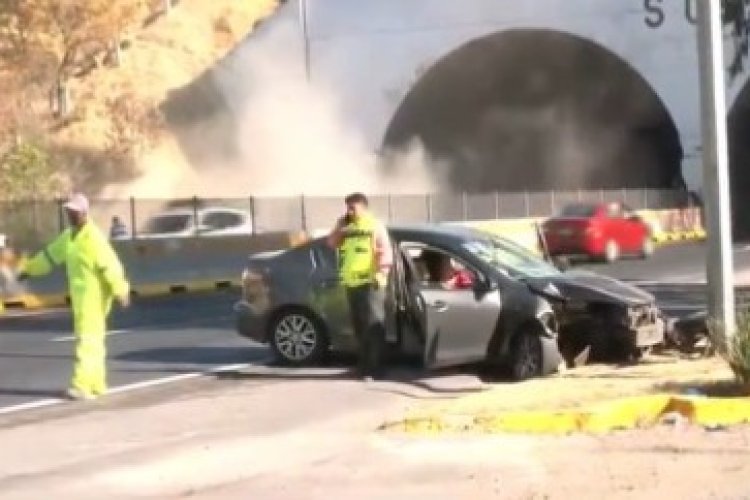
[525,270,654,306]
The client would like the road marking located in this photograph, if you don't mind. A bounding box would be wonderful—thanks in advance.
[0,398,62,416]
[106,363,252,395]
[1,309,67,319]
[49,329,130,342]
[0,362,254,417]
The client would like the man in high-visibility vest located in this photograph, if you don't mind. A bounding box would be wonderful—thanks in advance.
[18,193,130,400]
[328,192,393,380]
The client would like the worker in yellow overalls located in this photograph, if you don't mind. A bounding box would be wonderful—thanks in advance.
[328,193,393,380]
[18,194,130,400]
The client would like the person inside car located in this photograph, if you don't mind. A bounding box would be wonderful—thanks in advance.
[421,249,474,290]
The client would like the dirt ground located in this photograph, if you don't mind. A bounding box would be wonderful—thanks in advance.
[1,355,749,499]
[395,353,742,421]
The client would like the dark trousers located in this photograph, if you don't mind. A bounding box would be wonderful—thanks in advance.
[346,283,386,377]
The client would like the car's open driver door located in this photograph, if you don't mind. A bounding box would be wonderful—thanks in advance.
[401,243,502,369]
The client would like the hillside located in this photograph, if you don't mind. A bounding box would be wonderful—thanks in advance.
[2,0,278,199]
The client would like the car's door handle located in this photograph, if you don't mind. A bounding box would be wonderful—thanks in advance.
[430,300,448,312]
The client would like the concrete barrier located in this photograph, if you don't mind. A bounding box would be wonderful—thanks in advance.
[638,207,706,244]
[1,232,301,310]
[0,206,706,311]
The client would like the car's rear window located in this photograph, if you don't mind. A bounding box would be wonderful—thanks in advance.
[560,204,596,217]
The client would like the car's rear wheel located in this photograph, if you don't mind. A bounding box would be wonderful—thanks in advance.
[510,330,543,381]
[603,240,620,263]
[640,237,655,259]
[269,309,328,366]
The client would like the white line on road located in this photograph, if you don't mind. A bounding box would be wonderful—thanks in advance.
[0,398,63,416]
[0,362,254,417]
[106,362,252,395]
[49,329,130,342]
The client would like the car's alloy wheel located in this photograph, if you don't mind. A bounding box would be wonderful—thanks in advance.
[270,311,326,366]
[604,240,620,263]
[510,331,543,381]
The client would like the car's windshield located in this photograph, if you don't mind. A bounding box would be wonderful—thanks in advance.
[143,214,192,234]
[560,204,596,217]
[462,236,560,279]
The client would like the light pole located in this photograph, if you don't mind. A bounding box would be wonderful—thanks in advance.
[696,0,736,338]
[300,0,311,82]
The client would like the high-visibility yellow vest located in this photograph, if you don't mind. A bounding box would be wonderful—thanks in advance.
[339,214,377,288]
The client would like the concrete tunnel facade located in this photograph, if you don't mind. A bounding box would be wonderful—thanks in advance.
[167,0,750,236]
[382,29,685,193]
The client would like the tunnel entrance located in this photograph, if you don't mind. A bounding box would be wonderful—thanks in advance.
[383,29,684,193]
[729,81,750,240]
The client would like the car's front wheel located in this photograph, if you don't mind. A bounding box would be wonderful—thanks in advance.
[510,330,543,381]
[269,309,328,366]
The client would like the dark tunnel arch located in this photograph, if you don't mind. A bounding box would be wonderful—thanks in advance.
[729,83,750,240]
[382,29,685,193]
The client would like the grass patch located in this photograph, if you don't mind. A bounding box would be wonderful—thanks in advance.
[710,310,750,394]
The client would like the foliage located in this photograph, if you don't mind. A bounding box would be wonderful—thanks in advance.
[0,140,64,201]
[710,310,750,388]
[0,0,146,84]
[105,92,164,161]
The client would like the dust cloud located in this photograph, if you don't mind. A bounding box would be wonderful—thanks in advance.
[102,1,446,200]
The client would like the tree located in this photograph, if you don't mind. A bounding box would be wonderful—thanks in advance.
[0,140,64,201]
[0,0,147,115]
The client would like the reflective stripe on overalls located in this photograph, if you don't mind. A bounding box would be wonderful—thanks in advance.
[339,216,376,288]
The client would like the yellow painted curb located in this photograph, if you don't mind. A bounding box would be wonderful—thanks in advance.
[380,395,750,436]
[2,279,242,312]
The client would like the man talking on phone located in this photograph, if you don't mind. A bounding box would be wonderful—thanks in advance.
[328,193,393,381]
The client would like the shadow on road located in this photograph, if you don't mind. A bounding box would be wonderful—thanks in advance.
[214,360,492,399]
[114,346,267,365]
[0,388,62,398]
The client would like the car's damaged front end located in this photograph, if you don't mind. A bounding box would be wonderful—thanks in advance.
[525,271,665,364]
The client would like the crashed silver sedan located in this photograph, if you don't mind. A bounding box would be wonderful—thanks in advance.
[235,224,664,380]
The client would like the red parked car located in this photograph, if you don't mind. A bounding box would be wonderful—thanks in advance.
[541,202,654,262]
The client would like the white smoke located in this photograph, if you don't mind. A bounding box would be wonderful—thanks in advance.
[104,0,447,199]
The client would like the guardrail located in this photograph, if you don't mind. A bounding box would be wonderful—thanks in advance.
[0,189,698,251]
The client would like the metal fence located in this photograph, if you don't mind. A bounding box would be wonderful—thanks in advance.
[0,189,696,251]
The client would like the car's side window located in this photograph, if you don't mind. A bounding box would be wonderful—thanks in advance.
[203,211,243,230]
[400,243,477,291]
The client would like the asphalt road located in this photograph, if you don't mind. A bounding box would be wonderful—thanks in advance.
[0,290,267,411]
[2,241,750,413]
[576,241,750,284]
